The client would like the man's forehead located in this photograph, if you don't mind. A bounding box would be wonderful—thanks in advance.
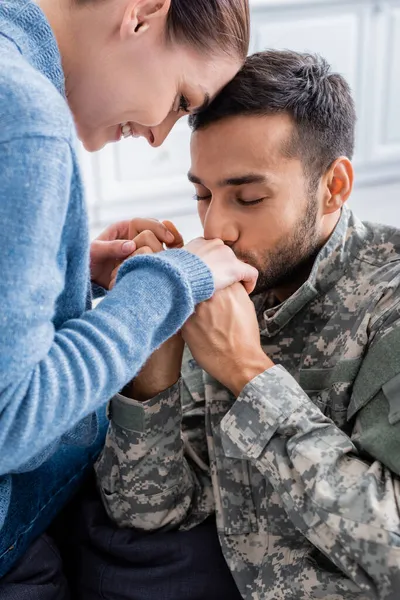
[190,127,296,188]
[193,112,294,137]
[191,113,296,163]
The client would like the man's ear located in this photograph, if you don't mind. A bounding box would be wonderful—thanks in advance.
[321,157,354,215]
[120,0,171,41]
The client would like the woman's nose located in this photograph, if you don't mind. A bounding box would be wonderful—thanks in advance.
[150,111,185,148]
[128,123,154,145]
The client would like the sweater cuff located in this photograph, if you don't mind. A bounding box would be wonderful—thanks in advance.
[116,249,214,307]
[159,249,214,305]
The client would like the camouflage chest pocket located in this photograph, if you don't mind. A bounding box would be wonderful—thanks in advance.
[299,359,361,427]
[353,377,400,477]
[299,368,333,412]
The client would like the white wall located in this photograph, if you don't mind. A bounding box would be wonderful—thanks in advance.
[85,0,400,241]
[349,181,400,226]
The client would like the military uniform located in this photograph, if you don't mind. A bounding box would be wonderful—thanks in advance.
[96,206,400,600]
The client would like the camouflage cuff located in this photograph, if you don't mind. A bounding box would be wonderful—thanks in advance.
[220,365,309,460]
[108,382,182,434]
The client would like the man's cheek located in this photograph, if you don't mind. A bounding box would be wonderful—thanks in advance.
[198,208,206,229]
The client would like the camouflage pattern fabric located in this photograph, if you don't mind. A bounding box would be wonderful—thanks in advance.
[96,206,400,600]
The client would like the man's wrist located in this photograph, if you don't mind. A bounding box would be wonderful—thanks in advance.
[125,374,181,401]
[228,356,274,397]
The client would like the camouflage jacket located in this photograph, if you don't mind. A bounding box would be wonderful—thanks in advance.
[96,206,400,600]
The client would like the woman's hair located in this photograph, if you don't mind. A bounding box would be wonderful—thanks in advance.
[76,0,249,60]
[166,0,250,60]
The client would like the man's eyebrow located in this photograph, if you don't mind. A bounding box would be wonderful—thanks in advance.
[187,172,273,187]
[221,174,271,187]
[187,171,203,184]
[192,93,210,115]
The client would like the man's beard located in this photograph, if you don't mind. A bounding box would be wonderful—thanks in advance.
[235,195,322,297]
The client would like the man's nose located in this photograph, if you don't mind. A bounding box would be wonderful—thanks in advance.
[202,201,238,244]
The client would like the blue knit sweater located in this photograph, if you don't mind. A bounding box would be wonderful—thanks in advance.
[0,0,213,530]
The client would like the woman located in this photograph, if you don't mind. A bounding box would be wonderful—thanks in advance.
[0,0,255,591]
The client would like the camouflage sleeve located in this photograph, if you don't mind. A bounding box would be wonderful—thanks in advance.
[95,383,214,531]
[220,364,400,598]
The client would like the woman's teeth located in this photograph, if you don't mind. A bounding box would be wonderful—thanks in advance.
[121,123,132,138]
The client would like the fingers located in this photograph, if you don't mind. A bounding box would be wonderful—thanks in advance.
[95,220,133,242]
[240,263,259,294]
[95,218,184,252]
[184,237,258,293]
[131,222,184,254]
[109,264,119,290]
[133,231,164,254]
[128,218,175,245]
[132,246,154,256]
[90,239,136,263]
[162,220,184,249]
[185,237,225,253]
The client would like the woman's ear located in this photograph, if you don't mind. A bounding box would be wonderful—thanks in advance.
[120,0,171,41]
[322,157,354,215]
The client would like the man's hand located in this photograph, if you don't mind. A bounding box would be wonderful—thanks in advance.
[185,238,258,294]
[182,283,273,397]
[91,218,183,290]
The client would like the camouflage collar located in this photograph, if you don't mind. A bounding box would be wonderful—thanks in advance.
[256,206,368,337]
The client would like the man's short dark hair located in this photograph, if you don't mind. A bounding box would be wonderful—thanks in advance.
[189,50,356,187]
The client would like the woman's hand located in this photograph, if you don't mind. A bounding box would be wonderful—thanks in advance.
[185,238,259,294]
[108,219,184,289]
[91,218,183,290]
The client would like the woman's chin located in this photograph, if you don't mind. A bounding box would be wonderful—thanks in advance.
[78,124,117,153]
[81,133,108,153]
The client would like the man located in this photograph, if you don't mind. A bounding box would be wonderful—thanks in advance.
[95,50,400,600]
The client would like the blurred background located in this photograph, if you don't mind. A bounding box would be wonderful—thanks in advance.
[81,0,400,241]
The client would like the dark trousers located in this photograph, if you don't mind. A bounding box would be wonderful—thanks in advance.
[1,476,243,600]
[62,476,243,600]
[0,534,70,600]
